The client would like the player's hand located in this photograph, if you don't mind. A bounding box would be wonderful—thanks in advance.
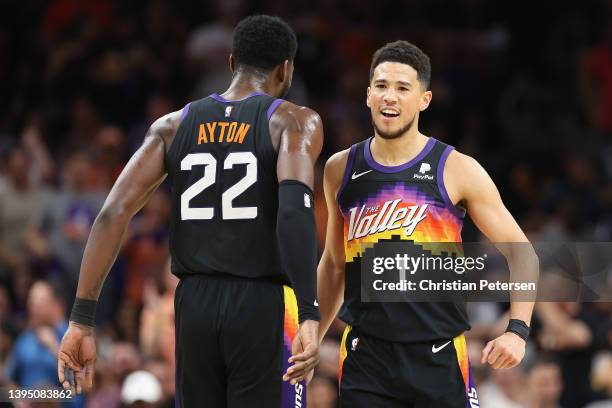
[57,322,97,394]
[481,332,525,369]
[283,320,319,385]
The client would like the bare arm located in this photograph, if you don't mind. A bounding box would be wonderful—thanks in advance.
[317,150,349,342]
[59,110,181,394]
[76,111,180,300]
[446,151,538,369]
[447,151,538,324]
[271,102,324,384]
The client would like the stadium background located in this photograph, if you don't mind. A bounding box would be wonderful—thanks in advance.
[0,0,611,407]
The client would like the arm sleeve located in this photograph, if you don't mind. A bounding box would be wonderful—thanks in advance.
[276,180,320,323]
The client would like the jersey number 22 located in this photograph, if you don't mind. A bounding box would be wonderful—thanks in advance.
[180,152,257,220]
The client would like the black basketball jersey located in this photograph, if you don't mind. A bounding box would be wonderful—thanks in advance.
[337,136,471,342]
[165,92,286,282]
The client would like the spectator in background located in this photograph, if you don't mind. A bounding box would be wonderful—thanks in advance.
[111,342,143,384]
[536,300,612,407]
[87,341,143,408]
[5,281,65,387]
[315,338,340,380]
[126,95,175,155]
[124,190,171,307]
[144,359,175,407]
[479,366,527,408]
[139,259,176,387]
[120,370,163,408]
[307,338,340,408]
[185,0,241,98]
[4,280,83,407]
[524,355,563,408]
[21,123,56,186]
[586,351,612,407]
[26,150,105,298]
[66,97,103,150]
[117,190,170,343]
[0,147,49,279]
[93,126,128,190]
[307,375,338,408]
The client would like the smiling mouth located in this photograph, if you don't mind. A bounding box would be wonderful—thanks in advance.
[381,109,399,118]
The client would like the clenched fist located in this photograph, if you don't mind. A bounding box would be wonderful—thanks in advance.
[481,332,526,369]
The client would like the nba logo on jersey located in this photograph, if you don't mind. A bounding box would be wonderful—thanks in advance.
[225,106,232,117]
[304,193,311,208]
[351,337,359,351]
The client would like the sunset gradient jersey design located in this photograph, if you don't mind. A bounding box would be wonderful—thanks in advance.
[453,333,478,406]
[341,183,464,262]
[281,286,306,407]
[338,325,351,386]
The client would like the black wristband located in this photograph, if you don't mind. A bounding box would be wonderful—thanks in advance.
[506,319,530,341]
[69,298,98,327]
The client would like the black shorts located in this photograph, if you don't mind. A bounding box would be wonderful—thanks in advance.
[338,326,479,408]
[174,275,306,408]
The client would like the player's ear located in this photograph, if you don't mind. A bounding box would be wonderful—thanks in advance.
[229,54,236,73]
[366,86,371,108]
[277,60,290,83]
[419,90,432,111]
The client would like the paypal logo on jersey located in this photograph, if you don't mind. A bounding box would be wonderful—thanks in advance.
[413,162,434,180]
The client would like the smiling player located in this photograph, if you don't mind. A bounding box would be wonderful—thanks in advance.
[314,41,538,407]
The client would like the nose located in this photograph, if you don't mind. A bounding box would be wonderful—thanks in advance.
[382,88,398,105]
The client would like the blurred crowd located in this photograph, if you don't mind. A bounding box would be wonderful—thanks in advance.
[0,0,611,407]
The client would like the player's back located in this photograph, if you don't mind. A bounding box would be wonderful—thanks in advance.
[165,92,284,282]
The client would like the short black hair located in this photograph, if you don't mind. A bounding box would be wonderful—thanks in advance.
[369,40,431,89]
[232,15,297,72]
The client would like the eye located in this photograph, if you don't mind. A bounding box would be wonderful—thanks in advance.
[375,84,386,89]
[399,87,409,92]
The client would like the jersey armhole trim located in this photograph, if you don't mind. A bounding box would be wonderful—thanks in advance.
[180,102,191,122]
[166,102,190,155]
[163,102,191,172]
[336,145,358,202]
[267,99,284,120]
[437,145,466,219]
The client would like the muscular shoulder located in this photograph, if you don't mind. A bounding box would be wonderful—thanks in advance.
[269,100,323,156]
[445,148,494,203]
[446,149,484,176]
[148,110,183,151]
[324,148,351,192]
[270,101,322,131]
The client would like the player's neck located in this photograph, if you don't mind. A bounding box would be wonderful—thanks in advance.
[220,72,274,100]
[370,130,429,167]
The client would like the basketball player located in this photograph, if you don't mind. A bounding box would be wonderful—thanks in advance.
[57,15,322,407]
[312,41,538,407]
